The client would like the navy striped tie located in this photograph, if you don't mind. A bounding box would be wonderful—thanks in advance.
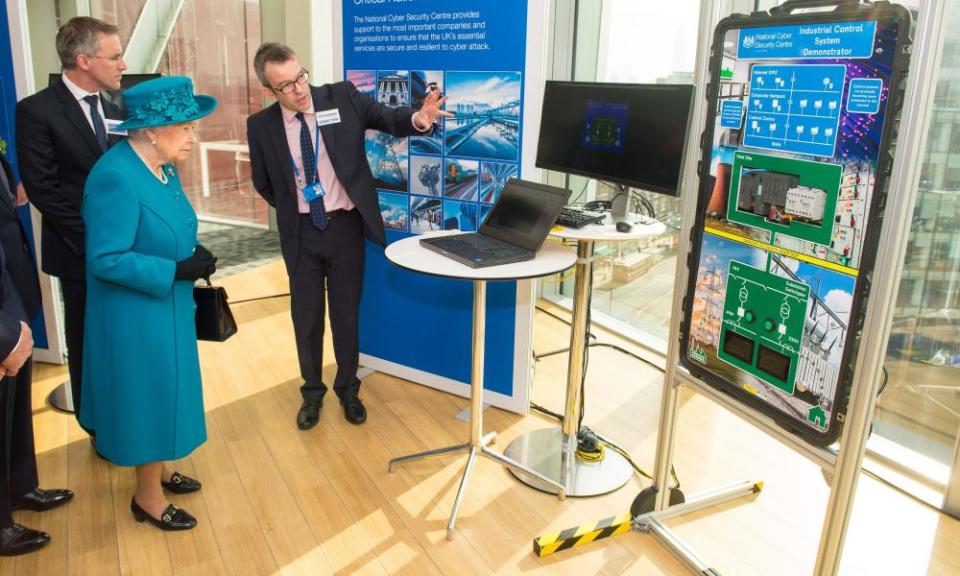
[296,112,327,230]
[83,94,108,151]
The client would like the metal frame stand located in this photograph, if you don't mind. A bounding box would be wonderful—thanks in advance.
[632,1,944,574]
[504,240,633,497]
[389,280,565,540]
[47,380,74,413]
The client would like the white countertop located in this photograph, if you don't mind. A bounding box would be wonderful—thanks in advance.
[550,212,668,242]
[385,232,576,281]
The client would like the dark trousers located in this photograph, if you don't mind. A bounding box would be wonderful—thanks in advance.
[60,277,88,428]
[0,362,39,529]
[291,211,365,403]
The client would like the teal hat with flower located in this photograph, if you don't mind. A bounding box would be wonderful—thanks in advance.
[116,76,217,131]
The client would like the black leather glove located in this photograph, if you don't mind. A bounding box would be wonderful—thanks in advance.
[174,246,217,281]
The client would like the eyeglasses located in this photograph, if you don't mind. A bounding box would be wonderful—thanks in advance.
[273,70,309,95]
[89,53,125,63]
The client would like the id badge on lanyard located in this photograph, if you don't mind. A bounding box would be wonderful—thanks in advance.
[291,122,324,201]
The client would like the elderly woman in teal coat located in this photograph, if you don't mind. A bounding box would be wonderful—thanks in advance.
[80,77,218,531]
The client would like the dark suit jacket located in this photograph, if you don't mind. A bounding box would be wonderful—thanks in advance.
[15,78,123,280]
[0,155,41,318]
[247,82,425,273]
[0,242,26,362]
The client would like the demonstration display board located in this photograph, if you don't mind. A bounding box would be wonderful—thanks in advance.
[339,0,538,411]
[680,3,912,445]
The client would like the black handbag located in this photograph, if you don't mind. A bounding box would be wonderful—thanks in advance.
[194,278,237,342]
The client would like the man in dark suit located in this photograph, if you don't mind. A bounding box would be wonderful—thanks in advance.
[247,43,449,429]
[0,153,73,556]
[15,17,126,428]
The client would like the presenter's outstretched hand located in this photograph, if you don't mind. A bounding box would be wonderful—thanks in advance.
[175,245,217,281]
[416,89,454,127]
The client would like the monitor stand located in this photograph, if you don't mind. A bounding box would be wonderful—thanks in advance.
[611,187,630,223]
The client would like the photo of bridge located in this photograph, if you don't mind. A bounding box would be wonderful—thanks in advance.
[444,71,521,161]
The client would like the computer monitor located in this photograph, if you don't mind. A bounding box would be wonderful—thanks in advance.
[535,81,694,196]
[48,73,162,111]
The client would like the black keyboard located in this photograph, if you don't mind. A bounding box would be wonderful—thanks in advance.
[556,207,606,229]
[432,233,525,257]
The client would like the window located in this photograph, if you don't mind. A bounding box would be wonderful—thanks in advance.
[92,0,267,227]
[541,0,699,344]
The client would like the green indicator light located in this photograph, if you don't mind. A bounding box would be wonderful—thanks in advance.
[764,319,776,332]
[745,310,756,323]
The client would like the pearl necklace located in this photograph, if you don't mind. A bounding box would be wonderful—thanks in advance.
[129,141,169,185]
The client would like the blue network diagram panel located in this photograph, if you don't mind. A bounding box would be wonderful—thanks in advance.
[680,2,912,447]
[743,64,846,157]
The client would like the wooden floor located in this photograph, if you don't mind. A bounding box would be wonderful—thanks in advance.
[2,259,959,575]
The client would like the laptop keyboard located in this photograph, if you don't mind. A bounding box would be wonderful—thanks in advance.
[434,233,526,257]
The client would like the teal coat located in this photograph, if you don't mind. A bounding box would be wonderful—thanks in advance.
[79,140,206,466]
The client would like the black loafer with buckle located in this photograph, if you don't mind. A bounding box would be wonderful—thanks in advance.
[161,471,201,494]
[130,498,197,531]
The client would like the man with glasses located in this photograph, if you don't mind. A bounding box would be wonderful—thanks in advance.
[15,17,127,439]
[247,43,450,429]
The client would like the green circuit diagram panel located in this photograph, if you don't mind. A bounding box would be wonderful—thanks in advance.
[728,151,842,246]
[718,260,810,394]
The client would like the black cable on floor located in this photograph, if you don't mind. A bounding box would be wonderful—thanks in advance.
[533,293,680,487]
[229,293,291,305]
[530,402,564,422]
[533,309,665,372]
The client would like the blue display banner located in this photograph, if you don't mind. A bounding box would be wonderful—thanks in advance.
[344,0,529,398]
[0,0,17,166]
[737,20,877,60]
[720,100,744,129]
[846,78,883,114]
[742,64,845,157]
[0,1,47,348]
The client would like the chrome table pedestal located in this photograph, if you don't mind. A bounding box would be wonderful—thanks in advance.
[505,235,646,496]
[389,279,566,540]
[381,236,576,540]
[47,381,75,412]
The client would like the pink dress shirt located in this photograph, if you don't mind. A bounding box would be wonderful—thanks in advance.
[280,103,355,214]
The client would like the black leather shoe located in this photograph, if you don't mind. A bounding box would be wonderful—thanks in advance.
[11,488,74,512]
[130,498,197,531]
[341,397,367,425]
[0,524,50,556]
[297,399,322,430]
[161,471,201,494]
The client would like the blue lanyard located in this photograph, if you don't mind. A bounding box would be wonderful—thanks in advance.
[290,121,321,185]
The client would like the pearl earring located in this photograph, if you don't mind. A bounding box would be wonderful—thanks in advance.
[151,140,157,145]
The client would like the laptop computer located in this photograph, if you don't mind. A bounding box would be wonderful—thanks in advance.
[419,178,571,268]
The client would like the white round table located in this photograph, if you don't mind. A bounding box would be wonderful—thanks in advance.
[504,214,667,497]
[384,233,576,540]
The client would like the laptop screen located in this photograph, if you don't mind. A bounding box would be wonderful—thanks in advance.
[480,179,571,251]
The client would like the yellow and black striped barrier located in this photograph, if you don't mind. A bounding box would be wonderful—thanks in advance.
[533,512,632,557]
